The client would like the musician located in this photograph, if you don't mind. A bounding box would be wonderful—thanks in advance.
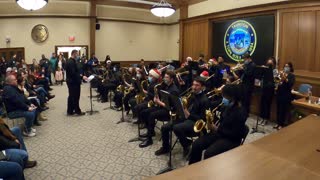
[97,63,120,103]
[139,71,179,148]
[139,59,149,76]
[173,77,209,156]
[113,67,136,110]
[259,57,277,125]
[207,57,225,89]
[274,62,295,130]
[133,69,161,124]
[188,84,247,164]
[104,55,111,65]
[240,53,256,116]
[128,68,149,118]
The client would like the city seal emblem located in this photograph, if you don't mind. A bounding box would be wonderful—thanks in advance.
[224,20,257,62]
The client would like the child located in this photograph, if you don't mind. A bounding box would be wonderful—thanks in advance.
[55,67,63,85]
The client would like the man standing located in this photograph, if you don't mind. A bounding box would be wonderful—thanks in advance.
[65,50,87,116]
[49,53,58,84]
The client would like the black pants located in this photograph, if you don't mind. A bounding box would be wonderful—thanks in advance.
[276,98,291,126]
[145,107,169,138]
[161,119,183,150]
[173,119,198,149]
[260,87,274,119]
[98,82,116,101]
[123,93,135,111]
[129,97,137,116]
[189,133,240,164]
[135,102,148,123]
[67,83,81,114]
[113,91,123,107]
[242,84,253,116]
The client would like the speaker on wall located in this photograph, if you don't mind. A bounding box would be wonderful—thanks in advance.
[96,23,100,30]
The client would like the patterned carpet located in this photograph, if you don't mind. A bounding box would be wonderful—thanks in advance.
[5,83,276,180]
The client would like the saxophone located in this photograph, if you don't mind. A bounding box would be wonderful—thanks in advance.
[148,82,163,108]
[194,102,223,133]
[135,79,147,104]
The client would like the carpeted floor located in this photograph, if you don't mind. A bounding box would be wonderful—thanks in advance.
[6,83,276,180]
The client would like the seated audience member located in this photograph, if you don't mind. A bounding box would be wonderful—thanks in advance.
[0,118,37,173]
[188,84,247,164]
[0,161,25,180]
[2,75,40,137]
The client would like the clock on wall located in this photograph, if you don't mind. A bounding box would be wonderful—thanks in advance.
[31,24,49,43]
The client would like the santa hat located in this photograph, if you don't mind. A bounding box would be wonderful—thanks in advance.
[6,67,12,72]
[200,71,209,79]
[106,60,111,64]
[149,68,161,79]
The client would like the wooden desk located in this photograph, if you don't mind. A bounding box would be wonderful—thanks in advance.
[252,115,320,174]
[149,145,320,180]
[149,115,320,180]
[292,97,320,115]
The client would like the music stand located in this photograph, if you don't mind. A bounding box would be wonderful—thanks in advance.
[251,66,272,134]
[117,88,131,124]
[86,75,99,115]
[157,94,185,175]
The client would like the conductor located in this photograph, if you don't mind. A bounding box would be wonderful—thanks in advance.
[65,50,87,116]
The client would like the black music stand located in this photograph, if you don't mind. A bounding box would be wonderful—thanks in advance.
[157,94,185,175]
[251,66,272,134]
[86,75,99,115]
[117,89,130,124]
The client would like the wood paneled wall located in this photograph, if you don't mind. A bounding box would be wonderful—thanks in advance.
[279,8,319,71]
[181,20,209,61]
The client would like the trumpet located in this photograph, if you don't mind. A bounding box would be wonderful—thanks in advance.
[231,63,244,72]
[194,102,223,133]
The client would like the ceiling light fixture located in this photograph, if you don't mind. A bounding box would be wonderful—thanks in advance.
[150,0,175,17]
[16,0,48,11]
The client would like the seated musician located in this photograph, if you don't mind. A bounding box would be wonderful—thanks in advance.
[97,64,121,103]
[128,68,146,117]
[189,84,247,164]
[274,62,295,130]
[207,58,224,89]
[139,70,180,148]
[133,69,161,124]
[113,67,136,110]
[155,77,209,156]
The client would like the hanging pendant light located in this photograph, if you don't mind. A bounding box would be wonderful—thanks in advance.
[16,0,48,11]
[150,0,175,18]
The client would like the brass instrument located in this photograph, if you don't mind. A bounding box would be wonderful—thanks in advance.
[230,63,244,72]
[194,102,223,133]
[181,88,193,109]
[135,79,148,104]
[148,82,163,107]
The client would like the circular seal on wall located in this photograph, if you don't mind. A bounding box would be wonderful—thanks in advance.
[224,20,257,62]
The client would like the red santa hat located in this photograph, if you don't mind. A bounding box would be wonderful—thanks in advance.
[200,71,209,79]
[149,68,161,79]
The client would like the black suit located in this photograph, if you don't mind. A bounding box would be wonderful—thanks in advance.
[65,57,82,114]
[189,104,247,164]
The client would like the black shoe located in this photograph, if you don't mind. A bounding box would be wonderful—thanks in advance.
[155,147,170,156]
[25,160,37,168]
[34,122,42,126]
[139,139,153,148]
[48,95,55,100]
[75,112,86,116]
[67,112,74,116]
